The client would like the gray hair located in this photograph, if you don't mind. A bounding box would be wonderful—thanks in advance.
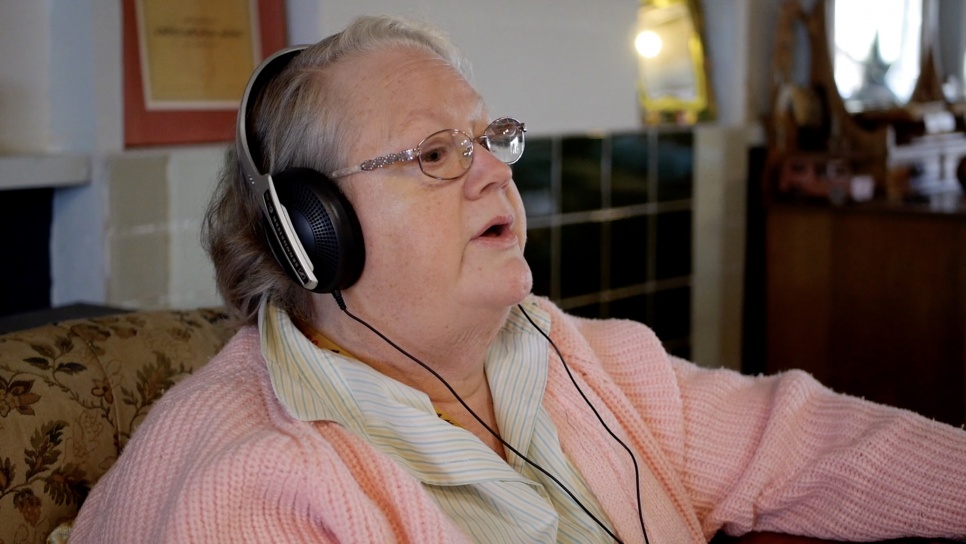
[202,15,471,326]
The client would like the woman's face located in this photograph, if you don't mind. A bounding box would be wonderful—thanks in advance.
[328,47,532,327]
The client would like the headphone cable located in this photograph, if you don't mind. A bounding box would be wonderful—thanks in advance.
[517,304,651,544]
[332,290,627,543]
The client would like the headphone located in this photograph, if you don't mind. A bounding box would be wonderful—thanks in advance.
[235,45,365,293]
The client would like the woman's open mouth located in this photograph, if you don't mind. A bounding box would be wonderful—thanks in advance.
[472,215,518,247]
[480,222,509,237]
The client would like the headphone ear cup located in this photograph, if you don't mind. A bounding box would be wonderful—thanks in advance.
[268,167,365,293]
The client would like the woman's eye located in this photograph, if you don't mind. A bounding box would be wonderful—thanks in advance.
[420,145,449,164]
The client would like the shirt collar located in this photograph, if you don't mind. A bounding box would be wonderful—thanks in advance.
[258,297,551,485]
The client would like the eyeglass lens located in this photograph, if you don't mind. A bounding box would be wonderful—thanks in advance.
[418,130,474,180]
[484,118,526,165]
[416,118,525,180]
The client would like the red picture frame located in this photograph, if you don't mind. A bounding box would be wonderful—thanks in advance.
[122,0,287,147]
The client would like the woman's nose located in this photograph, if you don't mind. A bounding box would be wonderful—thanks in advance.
[463,143,512,199]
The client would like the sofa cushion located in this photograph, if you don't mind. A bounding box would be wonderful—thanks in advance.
[0,308,234,544]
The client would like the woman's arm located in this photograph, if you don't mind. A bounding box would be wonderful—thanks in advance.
[670,358,966,541]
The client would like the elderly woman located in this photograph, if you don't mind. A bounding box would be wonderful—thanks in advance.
[71,15,965,544]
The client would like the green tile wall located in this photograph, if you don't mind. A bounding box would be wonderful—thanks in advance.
[515,127,693,359]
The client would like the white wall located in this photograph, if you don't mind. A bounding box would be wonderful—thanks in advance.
[308,1,643,136]
[0,0,52,153]
[289,1,753,133]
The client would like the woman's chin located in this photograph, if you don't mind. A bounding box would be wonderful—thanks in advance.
[510,267,534,303]
[455,253,533,311]
[483,263,533,308]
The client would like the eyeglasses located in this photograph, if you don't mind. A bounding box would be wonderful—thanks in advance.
[328,117,526,181]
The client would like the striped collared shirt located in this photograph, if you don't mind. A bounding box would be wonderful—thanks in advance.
[259,297,616,543]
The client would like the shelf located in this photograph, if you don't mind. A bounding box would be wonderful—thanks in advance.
[0,154,91,191]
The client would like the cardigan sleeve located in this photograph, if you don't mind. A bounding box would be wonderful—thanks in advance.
[668,356,966,541]
[69,404,346,543]
[158,433,348,543]
[154,424,469,544]
[69,331,471,544]
[534,297,966,541]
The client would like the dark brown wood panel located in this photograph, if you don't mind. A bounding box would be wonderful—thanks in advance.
[765,207,833,381]
[765,205,966,426]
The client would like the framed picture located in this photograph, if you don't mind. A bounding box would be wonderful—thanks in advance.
[122,0,287,147]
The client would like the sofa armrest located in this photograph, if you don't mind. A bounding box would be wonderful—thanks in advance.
[0,308,234,544]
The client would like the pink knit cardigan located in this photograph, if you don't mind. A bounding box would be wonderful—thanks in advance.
[70,299,966,543]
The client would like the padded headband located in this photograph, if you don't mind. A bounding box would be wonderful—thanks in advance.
[236,45,309,189]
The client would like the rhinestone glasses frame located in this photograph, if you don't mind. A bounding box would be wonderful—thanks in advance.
[328,117,525,181]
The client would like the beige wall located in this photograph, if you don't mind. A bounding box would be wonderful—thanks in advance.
[693,126,749,371]
[102,148,224,310]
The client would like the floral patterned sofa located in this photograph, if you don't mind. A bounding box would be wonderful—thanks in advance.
[0,308,235,544]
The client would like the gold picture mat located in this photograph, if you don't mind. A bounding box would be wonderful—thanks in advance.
[136,0,259,109]
[123,0,286,146]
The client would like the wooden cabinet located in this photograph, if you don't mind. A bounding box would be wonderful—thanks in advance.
[765,203,966,426]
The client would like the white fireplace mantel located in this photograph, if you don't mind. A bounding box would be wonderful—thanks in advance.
[0,154,91,191]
